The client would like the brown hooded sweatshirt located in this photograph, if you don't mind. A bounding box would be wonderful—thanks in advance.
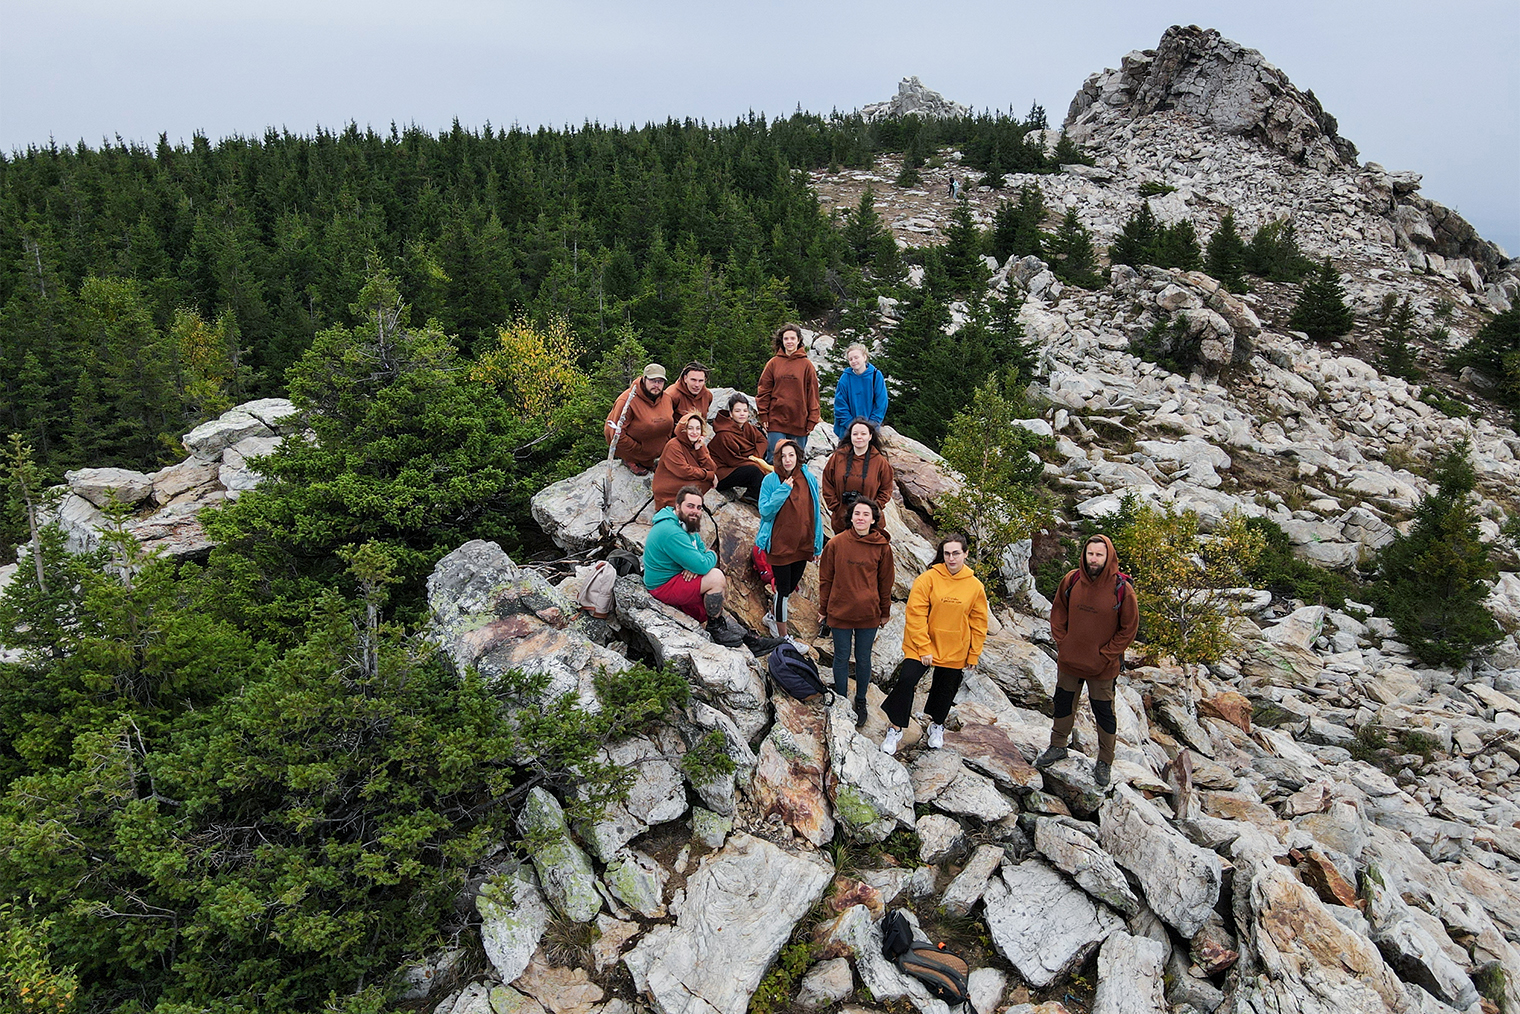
[606,381,675,468]
[756,348,820,436]
[652,413,717,508]
[669,383,713,426]
[1049,534,1139,680]
[708,408,767,480]
[818,524,894,628]
[822,444,895,534]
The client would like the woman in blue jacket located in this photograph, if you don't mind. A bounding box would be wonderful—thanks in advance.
[756,439,825,639]
[833,343,889,439]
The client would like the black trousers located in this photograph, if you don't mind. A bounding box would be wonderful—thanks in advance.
[717,464,765,495]
[881,659,963,729]
[772,559,808,622]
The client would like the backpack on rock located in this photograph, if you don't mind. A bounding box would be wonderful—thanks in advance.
[766,642,833,704]
[879,909,971,1009]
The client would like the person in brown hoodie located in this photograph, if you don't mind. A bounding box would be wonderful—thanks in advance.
[1037,534,1139,786]
[605,364,675,473]
[669,361,713,424]
[653,413,717,509]
[756,440,824,638]
[822,418,895,535]
[818,499,895,725]
[757,323,819,461]
[709,393,769,500]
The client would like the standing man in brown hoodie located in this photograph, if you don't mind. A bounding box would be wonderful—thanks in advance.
[669,361,714,424]
[605,364,675,475]
[1037,534,1138,786]
[757,323,820,462]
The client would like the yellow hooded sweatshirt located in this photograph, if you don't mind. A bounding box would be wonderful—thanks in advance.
[901,562,989,669]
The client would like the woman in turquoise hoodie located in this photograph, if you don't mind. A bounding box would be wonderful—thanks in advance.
[756,439,825,638]
[833,343,889,440]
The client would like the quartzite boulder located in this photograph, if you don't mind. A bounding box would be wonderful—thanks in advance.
[982,859,1123,988]
[477,860,551,985]
[750,694,834,846]
[519,788,601,923]
[1034,817,1140,916]
[623,833,832,1014]
[1098,785,1222,937]
[579,734,687,862]
[1092,932,1167,1014]
[826,713,915,842]
[64,466,154,507]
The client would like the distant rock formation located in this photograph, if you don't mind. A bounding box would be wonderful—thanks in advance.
[860,76,968,122]
[1065,25,1357,171]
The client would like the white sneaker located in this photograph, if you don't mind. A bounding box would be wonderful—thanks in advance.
[927,723,945,749]
[880,727,903,755]
[763,613,779,637]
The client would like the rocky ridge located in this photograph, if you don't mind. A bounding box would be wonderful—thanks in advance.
[860,76,970,122]
[6,27,1520,1014]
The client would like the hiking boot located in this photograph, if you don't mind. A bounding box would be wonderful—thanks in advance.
[1093,761,1111,787]
[854,701,868,728]
[1034,745,1068,769]
[927,723,945,749]
[743,633,787,655]
[706,617,745,648]
[880,726,903,755]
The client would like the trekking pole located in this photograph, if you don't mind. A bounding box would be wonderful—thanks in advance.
[600,381,638,539]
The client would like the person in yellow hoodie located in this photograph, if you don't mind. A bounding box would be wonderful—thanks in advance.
[879,533,988,755]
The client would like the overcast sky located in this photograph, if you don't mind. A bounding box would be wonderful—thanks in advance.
[4,0,1517,256]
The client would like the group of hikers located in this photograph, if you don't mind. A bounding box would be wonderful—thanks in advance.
[608,323,1137,784]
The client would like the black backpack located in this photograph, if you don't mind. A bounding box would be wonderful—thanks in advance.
[880,909,971,1008]
[766,642,834,704]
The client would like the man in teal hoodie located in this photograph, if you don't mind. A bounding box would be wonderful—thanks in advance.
[833,343,889,440]
[643,486,745,646]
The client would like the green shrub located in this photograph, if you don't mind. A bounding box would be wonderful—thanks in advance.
[1244,219,1315,281]
[1138,181,1176,197]
[1243,516,1356,608]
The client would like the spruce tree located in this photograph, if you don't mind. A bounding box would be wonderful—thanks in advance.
[1204,212,1247,292]
[1049,134,1093,168]
[942,200,989,294]
[988,183,1045,264]
[1378,297,1421,381]
[1050,208,1102,288]
[1449,306,1520,406]
[1024,102,1048,130]
[842,187,886,268]
[1372,444,1502,665]
[1245,219,1314,281]
[1109,202,1159,268]
[1158,220,1202,272]
[1287,258,1355,340]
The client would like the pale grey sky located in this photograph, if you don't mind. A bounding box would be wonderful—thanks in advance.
[3,0,1517,256]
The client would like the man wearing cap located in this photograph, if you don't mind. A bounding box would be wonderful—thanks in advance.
[605,364,676,475]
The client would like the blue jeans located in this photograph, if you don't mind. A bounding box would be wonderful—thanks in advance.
[766,430,807,463]
[831,626,877,703]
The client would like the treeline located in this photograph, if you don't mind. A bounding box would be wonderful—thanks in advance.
[0,106,1071,480]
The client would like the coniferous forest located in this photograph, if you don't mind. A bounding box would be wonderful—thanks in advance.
[0,107,1064,1011]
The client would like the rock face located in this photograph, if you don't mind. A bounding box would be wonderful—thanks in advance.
[1098,785,1222,937]
[825,709,915,842]
[428,540,628,708]
[861,76,969,122]
[750,694,834,846]
[1065,25,1357,170]
[623,834,832,1014]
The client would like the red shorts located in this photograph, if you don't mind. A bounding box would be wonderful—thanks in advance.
[650,572,707,622]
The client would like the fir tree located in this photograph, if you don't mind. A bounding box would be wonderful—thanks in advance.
[1287,258,1355,340]
[1244,219,1315,281]
[1372,444,1502,665]
[1109,202,1159,268]
[1157,220,1202,272]
[1049,134,1093,168]
[1378,297,1421,381]
[942,200,989,294]
[1024,102,1048,131]
[1449,307,1520,406]
[1050,208,1103,289]
[1204,212,1247,292]
[990,184,1045,263]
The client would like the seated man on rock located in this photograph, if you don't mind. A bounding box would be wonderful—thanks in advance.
[605,363,675,475]
[642,485,746,647]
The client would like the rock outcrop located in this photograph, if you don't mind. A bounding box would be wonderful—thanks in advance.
[861,76,969,122]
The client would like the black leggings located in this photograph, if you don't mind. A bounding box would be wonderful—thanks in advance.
[772,560,808,622]
[717,465,766,495]
[881,659,963,728]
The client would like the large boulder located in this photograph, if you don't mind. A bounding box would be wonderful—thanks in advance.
[518,788,601,923]
[750,694,834,846]
[613,575,768,742]
[182,408,274,459]
[878,426,962,515]
[427,540,628,707]
[64,466,154,507]
[1034,818,1140,916]
[821,904,954,1014]
[826,708,915,842]
[150,457,221,504]
[578,734,688,863]
[1098,785,1222,937]
[982,860,1123,988]
[532,462,655,556]
[477,860,551,985]
[623,833,832,1014]
[1092,932,1167,1014]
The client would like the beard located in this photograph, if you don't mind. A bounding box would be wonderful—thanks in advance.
[682,514,701,533]
[1084,560,1105,579]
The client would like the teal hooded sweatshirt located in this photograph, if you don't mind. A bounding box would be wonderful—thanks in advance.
[642,506,718,589]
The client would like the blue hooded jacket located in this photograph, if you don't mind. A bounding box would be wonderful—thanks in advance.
[756,464,825,557]
[833,363,889,438]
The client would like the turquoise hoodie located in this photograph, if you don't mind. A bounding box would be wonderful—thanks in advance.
[756,464,825,557]
[642,506,717,589]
